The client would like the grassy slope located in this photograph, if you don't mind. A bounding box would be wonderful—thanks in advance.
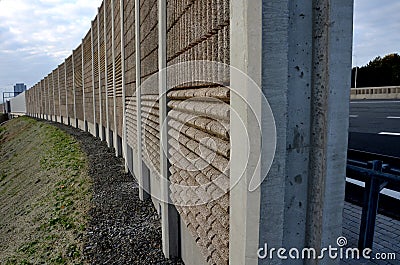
[0,117,91,264]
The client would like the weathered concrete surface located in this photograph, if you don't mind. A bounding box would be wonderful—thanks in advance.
[257,1,353,265]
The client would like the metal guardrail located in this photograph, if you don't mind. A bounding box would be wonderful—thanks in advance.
[346,151,400,250]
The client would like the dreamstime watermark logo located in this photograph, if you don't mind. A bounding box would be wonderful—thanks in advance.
[257,236,397,261]
[127,60,277,206]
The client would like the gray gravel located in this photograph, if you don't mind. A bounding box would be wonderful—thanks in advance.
[50,121,183,265]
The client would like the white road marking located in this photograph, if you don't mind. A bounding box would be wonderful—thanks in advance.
[346,177,400,200]
[379,132,400,136]
[350,100,400,104]
[349,115,358,118]
[387,116,400,119]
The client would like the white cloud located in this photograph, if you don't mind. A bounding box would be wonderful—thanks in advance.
[353,0,400,66]
[0,0,399,101]
[0,0,102,99]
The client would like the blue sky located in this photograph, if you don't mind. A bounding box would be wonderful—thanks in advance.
[0,0,399,102]
[0,0,102,101]
[353,0,400,67]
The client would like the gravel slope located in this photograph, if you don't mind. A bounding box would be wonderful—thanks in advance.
[50,121,182,264]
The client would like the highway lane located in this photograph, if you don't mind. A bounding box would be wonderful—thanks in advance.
[348,100,400,201]
[349,100,400,158]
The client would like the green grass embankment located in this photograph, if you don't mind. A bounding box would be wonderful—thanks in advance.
[0,117,91,264]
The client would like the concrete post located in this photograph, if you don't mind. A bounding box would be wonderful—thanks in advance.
[41,81,43,119]
[229,1,262,264]
[135,0,148,201]
[230,0,353,264]
[47,76,51,120]
[158,0,180,259]
[39,82,41,118]
[82,38,87,131]
[43,80,45,119]
[39,83,41,118]
[51,72,55,121]
[91,22,97,137]
[45,78,48,119]
[58,67,62,121]
[111,0,119,156]
[35,87,37,117]
[104,0,111,147]
[65,59,69,125]
[35,86,37,117]
[120,0,128,169]
[72,52,77,128]
[97,8,104,141]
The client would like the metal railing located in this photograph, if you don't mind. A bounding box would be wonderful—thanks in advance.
[346,150,400,250]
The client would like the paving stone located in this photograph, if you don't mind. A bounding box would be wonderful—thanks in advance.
[341,202,399,265]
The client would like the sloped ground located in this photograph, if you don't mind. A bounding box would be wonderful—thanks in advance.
[0,117,181,264]
[0,117,90,264]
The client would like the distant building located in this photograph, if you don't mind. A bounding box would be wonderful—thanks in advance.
[14,83,27,95]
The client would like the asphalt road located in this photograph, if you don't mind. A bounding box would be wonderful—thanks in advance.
[349,100,400,157]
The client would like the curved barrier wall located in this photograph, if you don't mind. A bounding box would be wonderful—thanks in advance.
[25,0,230,264]
[23,1,355,265]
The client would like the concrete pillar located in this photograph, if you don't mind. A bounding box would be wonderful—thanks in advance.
[65,59,69,125]
[229,1,263,264]
[135,0,149,201]
[72,52,77,127]
[91,22,98,137]
[158,0,180,259]
[40,81,42,119]
[104,0,111,147]
[97,9,104,141]
[120,0,128,169]
[58,67,62,121]
[82,38,87,132]
[47,77,51,120]
[111,0,119,156]
[39,82,41,118]
[229,0,353,264]
[52,72,56,121]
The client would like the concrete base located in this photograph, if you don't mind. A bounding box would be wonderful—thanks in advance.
[106,129,114,148]
[55,115,62,123]
[63,117,70,126]
[87,122,96,137]
[180,219,207,265]
[117,135,123,157]
[76,120,85,131]
[140,161,150,201]
[127,145,134,173]
[150,170,161,214]
[95,123,100,138]
[78,119,85,131]
[101,126,106,141]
